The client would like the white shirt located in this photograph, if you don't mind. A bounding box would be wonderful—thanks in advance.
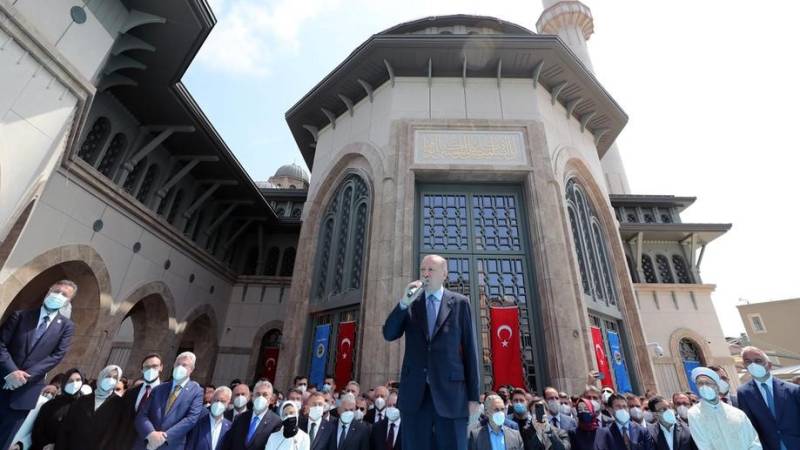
[687,400,762,450]
[386,419,401,446]
[660,424,675,450]
[755,375,775,408]
[37,307,58,331]
[135,379,161,410]
[265,429,310,450]
[210,414,224,449]
[374,409,385,423]
[398,286,444,310]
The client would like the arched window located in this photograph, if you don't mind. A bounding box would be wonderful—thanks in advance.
[242,247,259,275]
[312,174,370,302]
[122,158,147,194]
[655,254,674,283]
[280,247,296,276]
[565,178,617,307]
[672,254,693,284]
[264,247,280,276]
[136,164,159,203]
[679,338,704,364]
[77,117,110,165]
[97,133,127,178]
[167,189,184,224]
[291,208,302,218]
[641,255,657,283]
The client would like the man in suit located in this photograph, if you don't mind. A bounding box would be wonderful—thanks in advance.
[300,392,334,450]
[0,280,76,449]
[363,385,389,425]
[135,351,204,450]
[187,386,233,450]
[543,387,577,433]
[737,346,800,450]
[709,365,738,407]
[369,391,402,450]
[646,396,696,450]
[468,394,524,450]
[114,353,164,449]
[519,398,569,450]
[383,254,480,450]
[593,393,654,450]
[327,393,370,450]
[221,380,281,450]
[225,383,250,422]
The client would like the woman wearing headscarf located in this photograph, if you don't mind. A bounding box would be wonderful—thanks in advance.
[55,365,125,450]
[570,398,600,450]
[29,369,84,450]
[265,401,310,450]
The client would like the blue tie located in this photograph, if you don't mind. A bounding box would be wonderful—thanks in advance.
[426,294,438,338]
[33,315,50,344]
[246,415,260,443]
[761,382,776,417]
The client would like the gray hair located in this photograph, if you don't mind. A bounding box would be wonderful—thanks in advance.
[51,280,78,298]
[254,380,273,393]
[175,351,196,368]
[339,393,356,406]
[484,394,502,411]
[214,386,232,399]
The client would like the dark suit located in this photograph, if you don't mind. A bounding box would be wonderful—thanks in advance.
[300,416,335,450]
[646,421,696,450]
[186,410,232,450]
[592,422,654,450]
[134,379,204,450]
[737,377,800,450]
[518,419,569,450]
[369,418,401,450]
[547,413,577,433]
[221,409,281,450]
[0,308,74,449]
[363,408,388,425]
[383,288,480,450]
[326,420,370,450]
[55,394,124,450]
[113,382,158,450]
[224,407,248,423]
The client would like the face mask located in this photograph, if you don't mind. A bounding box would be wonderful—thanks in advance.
[560,404,572,416]
[614,409,630,425]
[374,397,386,410]
[43,392,55,400]
[699,385,717,402]
[322,384,332,393]
[44,292,68,311]
[491,411,506,427]
[297,384,307,393]
[309,405,324,421]
[547,400,560,415]
[172,365,188,381]
[253,396,268,413]
[385,407,400,422]
[100,377,117,392]
[601,392,612,403]
[659,409,677,426]
[590,400,601,413]
[233,395,248,409]
[282,416,299,438]
[676,405,689,420]
[354,410,365,421]
[643,411,655,423]
[513,403,527,415]
[143,368,159,383]
[578,411,594,424]
[210,401,226,417]
[340,411,355,424]
[747,362,767,379]
[80,384,93,395]
[629,407,643,421]
[718,380,730,396]
[64,380,82,395]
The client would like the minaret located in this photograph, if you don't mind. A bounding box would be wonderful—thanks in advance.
[537,1,631,194]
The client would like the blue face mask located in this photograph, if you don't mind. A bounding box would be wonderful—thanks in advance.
[100,377,116,392]
[44,293,68,311]
[513,403,527,415]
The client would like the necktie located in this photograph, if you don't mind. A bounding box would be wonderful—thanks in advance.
[552,417,558,428]
[761,382,776,417]
[622,425,631,450]
[377,411,383,423]
[309,422,317,443]
[138,385,152,412]
[339,424,347,448]
[165,384,182,414]
[426,295,438,337]
[246,415,260,443]
[33,315,50,344]
[386,423,396,450]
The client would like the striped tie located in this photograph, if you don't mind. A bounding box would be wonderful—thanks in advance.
[165,384,182,413]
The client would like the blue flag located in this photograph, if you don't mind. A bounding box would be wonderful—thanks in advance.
[606,330,633,393]
[309,324,331,389]
[682,359,701,394]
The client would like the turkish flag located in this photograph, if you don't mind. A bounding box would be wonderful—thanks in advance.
[590,326,613,388]
[334,321,357,389]
[489,306,525,390]
[261,347,280,383]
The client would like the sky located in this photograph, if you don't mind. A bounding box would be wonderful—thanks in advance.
[182,0,800,337]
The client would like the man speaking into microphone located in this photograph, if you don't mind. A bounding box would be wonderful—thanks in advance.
[383,254,480,450]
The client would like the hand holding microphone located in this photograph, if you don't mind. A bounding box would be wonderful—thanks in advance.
[400,280,426,308]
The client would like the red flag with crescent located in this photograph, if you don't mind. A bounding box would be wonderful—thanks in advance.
[261,347,280,383]
[590,326,613,388]
[334,321,356,389]
[489,306,525,390]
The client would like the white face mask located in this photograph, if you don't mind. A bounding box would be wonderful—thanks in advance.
[614,409,630,425]
[601,392,612,403]
[560,404,572,416]
[629,407,643,421]
[374,397,386,410]
[143,368,159,383]
[591,400,602,413]
[210,401,226,417]
[80,384,93,395]
[340,411,355,424]
[546,400,560,415]
[491,411,506,427]
[252,396,268,413]
[385,406,400,422]
[64,380,83,395]
[660,409,677,426]
[297,384,307,393]
[354,410,365,421]
[309,405,324,421]
[172,365,188,382]
[747,362,768,379]
[233,395,248,409]
[676,405,689,420]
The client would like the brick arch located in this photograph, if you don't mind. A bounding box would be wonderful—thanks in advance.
[669,328,714,391]
[176,304,219,385]
[247,320,284,384]
[0,244,113,376]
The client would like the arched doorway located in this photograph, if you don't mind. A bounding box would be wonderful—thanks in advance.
[177,310,217,384]
[1,260,102,376]
[109,293,173,378]
[254,328,282,384]
[679,338,705,394]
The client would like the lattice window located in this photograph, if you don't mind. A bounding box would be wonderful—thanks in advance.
[350,202,367,289]
[77,117,110,164]
[276,208,285,217]
[659,208,673,223]
[592,222,617,306]
[655,254,674,283]
[190,212,205,241]
[136,164,159,203]
[122,158,147,194]
[422,194,468,251]
[672,254,692,284]
[265,247,280,276]
[641,255,657,283]
[291,208,302,218]
[643,209,656,223]
[97,133,127,178]
[472,194,521,251]
[567,206,591,295]
[280,247,296,276]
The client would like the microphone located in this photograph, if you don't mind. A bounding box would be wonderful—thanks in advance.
[405,280,428,298]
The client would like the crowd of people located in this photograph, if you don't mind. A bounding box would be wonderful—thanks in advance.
[3,280,800,450]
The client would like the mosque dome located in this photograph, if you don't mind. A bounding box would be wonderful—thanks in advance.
[274,163,309,184]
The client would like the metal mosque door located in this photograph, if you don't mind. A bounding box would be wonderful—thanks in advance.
[416,184,545,392]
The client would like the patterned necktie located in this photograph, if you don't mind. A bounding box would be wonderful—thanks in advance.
[386,423,396,450]
[165,384,182,413]
[622,425,631,450]
[246,415,260,443]
[426,295,438,337]
[309,422,317,443]
[761,382,776,417]
[138,385,152,412]
[33,315,50,344]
